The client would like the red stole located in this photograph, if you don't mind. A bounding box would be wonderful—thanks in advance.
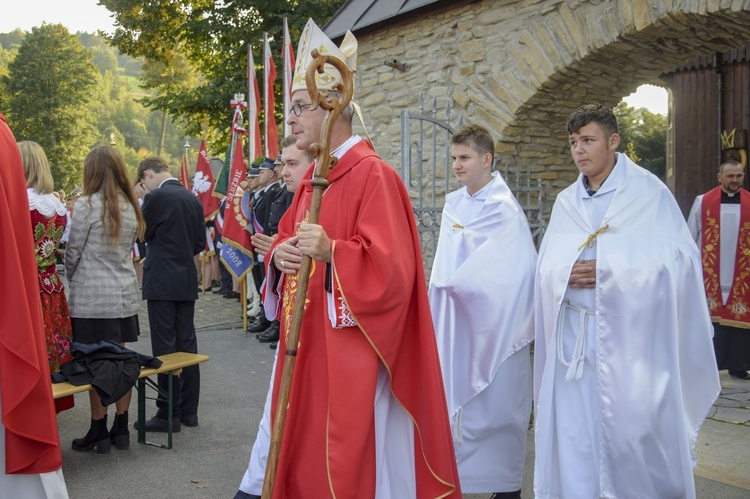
[701,186,750,328]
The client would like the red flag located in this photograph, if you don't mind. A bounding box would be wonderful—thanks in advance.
[248,45,262,162]
[283,17,295,137]
[192,139,220,220]
[179,149,191,189]
[221,136,254,258]
[264,32,279,159]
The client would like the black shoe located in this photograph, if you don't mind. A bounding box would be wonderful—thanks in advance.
[222,291,241,299]
[729,370,750,380]
[133,415,181,433]
[213,288,231,295]
[489,491,522,499]
[270,341,277,350]
[72,416,111,453]
[233,491,261,499]
[247,317,271,333]
[109,411,130,450]
[211,279,222,288]
[181,414,199,427]
[198,286,213,293]
[258,323,280,343]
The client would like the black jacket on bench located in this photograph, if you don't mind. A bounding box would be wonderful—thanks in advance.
[54,341,162,406]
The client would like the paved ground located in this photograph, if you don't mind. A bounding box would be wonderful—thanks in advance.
[57,290,750,498]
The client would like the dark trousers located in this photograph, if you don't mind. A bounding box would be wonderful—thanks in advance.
[251,257,265,294]
[218,256,233,292]
[713,322,750,372]
[147,300,200,419]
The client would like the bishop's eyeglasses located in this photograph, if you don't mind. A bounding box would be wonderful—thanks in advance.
[290,102,313,117]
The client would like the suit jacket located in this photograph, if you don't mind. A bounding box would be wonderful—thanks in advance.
[65,193,140,318]
[141,178,205,301]
[265,185,294,236]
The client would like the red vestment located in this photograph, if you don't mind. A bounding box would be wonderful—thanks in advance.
[700,186,750,327]
[266,140,460,497]
[0,113,63,474]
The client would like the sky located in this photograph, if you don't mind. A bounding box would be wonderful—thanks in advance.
[623,84,668,115]
[1,0,116,35]
[1,1,669,116]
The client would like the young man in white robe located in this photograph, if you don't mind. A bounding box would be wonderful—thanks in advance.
[429,125,535,498]
[533,104,721,499]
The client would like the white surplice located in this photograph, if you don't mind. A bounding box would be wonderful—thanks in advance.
[534,153,720,499]
[429,171,535,493]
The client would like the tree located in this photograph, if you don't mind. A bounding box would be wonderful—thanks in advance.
[5,24,99,190]
[100,0,347,150]
[614,101,667,180]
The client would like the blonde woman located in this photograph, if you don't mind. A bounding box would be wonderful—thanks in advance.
[65,146,145,453]
[18,141,73,412]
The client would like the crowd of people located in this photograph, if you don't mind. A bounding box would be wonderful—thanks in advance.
[0,15,745,499]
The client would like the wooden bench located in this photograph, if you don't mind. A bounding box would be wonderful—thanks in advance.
[52,352,210,449]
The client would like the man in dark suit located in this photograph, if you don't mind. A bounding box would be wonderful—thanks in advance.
[135,156,206,432]
[246,158,281,335]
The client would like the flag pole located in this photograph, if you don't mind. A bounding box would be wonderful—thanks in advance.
[241,276,247,330]
[248,43,253,164]
[282,18,293,138]
[261,50,355,499]
[263,32,269,158]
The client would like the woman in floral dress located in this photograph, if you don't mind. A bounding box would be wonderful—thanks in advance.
[18,141,74,412]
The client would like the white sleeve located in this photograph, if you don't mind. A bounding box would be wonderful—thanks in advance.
[686,195,702,244]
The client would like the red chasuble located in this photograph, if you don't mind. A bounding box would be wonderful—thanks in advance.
[266,140,460,497]
[701,185,750,328]
[0,113,63,473]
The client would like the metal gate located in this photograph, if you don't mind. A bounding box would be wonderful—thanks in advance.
[400,93,545,275]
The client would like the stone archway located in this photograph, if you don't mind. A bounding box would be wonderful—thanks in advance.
[350,0,750,213]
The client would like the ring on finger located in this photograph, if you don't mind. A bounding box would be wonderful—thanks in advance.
[280,260,285,269]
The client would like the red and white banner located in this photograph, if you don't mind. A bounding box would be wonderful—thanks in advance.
[221,135,254,261]
[283,17,295,138]
[192,139,220,221]
[247,45,262,162]
[264,32,279,159]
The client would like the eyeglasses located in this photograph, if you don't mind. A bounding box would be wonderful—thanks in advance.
[290,102,313,117]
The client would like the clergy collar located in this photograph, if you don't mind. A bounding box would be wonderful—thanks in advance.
[721,188,741,204]
[331,134,361,160]
[309,135,362,180]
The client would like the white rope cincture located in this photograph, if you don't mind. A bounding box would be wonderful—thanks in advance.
[556,300,596,381]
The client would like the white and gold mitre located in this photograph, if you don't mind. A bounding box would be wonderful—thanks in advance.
[291,18,357,94]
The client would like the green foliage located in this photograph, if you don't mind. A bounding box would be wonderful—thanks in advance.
[0,29,24,50]
[5,24,100,191]
[614,101,667,180]
[100,0,347,151]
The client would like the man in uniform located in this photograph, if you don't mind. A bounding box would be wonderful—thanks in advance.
[688,159,750,379]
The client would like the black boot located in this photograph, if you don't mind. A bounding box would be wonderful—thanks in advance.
[72,416,111,453]
[110,411,130,450]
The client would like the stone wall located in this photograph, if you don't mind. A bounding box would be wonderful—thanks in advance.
[346,0,750,212]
